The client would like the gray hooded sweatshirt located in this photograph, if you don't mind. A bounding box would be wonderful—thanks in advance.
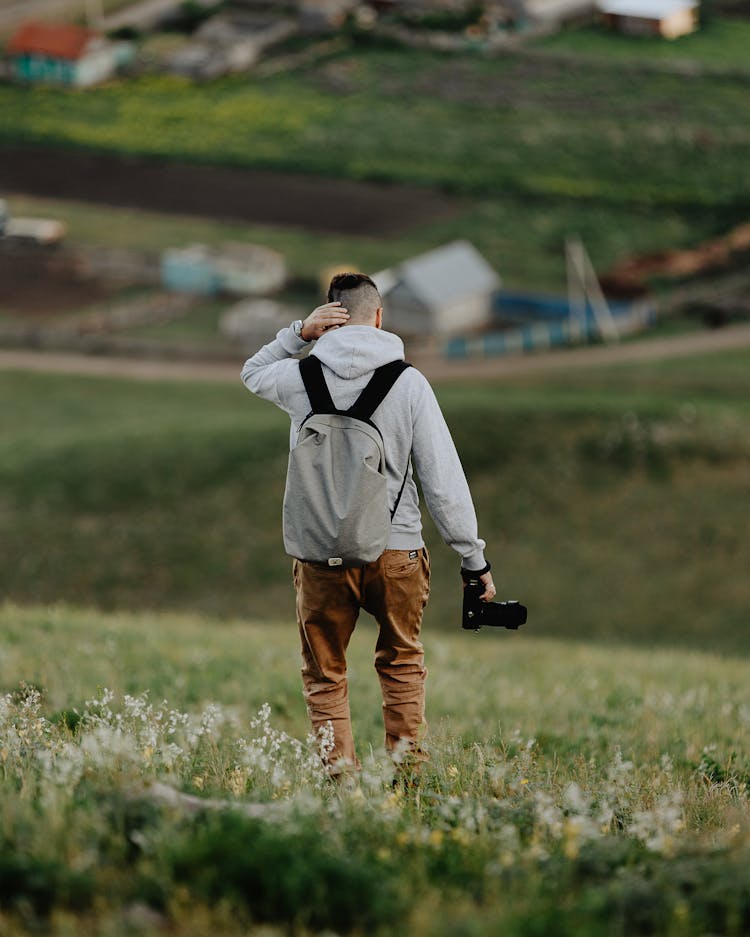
[241,322,487,570]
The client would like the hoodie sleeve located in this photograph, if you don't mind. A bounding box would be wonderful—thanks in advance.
[409,374,487,571]
[240,323,310,410]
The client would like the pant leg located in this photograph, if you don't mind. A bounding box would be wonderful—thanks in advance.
[362,548,430,760]
[294,560,362,772]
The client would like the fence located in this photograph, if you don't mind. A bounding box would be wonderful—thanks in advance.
[444,293,655,359]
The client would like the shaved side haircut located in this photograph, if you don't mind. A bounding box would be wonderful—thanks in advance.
[327,272,382,324]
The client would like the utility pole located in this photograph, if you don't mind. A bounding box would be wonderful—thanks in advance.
[565,235,587,344]
[565,235,619,345]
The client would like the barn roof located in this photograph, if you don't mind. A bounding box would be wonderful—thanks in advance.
[6,21,98,61]
[597,0,696,16]
[374,241,501,309]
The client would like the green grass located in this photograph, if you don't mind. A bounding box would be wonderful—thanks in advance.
[535,18,750,69]
[0,603,749,936]
[1,345,749,654]
[3,59,747,208]
[7,189,708,297]
[3,38,749,291]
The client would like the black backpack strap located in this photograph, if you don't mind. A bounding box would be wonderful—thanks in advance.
[390,459,411,520]
[348,360,412,421]
[300,355,413,522]
[299,355,336,413]
[350,360,413,521]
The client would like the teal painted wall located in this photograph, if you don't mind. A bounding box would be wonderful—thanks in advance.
[12,53,75,85]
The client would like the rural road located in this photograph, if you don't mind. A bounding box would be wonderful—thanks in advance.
[102,0,182,32]
[2,323,750,385]
[0,0,91,35]
[0,0,182,34]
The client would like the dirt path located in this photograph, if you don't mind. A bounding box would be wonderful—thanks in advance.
[0,0,80,35]
[2,323,749,385]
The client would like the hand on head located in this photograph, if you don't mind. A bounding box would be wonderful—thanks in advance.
[300,302,350,342]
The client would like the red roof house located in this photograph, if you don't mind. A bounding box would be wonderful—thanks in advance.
[7,21,98,60]
[5,20,125,86]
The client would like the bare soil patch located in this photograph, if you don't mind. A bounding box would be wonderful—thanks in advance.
[0,247,114,317]
[0,145,461,236]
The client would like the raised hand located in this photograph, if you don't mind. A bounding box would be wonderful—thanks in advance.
[300,302,350,341]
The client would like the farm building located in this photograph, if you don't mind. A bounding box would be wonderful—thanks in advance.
[161,243,286,296]
[597,0,698,37]
[373,241,501,338]
[166,13,296,80]
[5,21,130,87]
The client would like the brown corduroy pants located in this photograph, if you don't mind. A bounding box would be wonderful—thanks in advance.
[293,548,430,772]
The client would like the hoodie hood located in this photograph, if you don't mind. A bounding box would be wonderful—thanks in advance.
[311,325,405,380]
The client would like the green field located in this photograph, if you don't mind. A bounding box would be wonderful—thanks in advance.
[3,46,747,207]
[2,344,749,934]
[3,33,749,290]
[1,603,749,936]
[535,19,750,68]
[1,344,749,654]
[3,27,749,936]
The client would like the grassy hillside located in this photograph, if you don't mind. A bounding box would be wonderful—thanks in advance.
[535,19,750,67]
[1,344,748,654]
[0,603,748,936]
[2,37,749,289]
[2,48,747,208]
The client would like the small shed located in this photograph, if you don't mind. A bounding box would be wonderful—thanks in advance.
[597,0,698,38]
[161,243,286,296]
[373,241,501,338]
[213,242,287,295]
[166,14,296,80]
[5,21,129,87]
[161,245,221,295]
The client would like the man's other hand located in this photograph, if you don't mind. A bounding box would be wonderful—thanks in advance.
[301,302,350,341]
[478,571,496,602]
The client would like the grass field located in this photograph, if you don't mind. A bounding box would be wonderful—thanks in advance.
[1,343,749,654]
[2,46,747,208]
[3,26,749,936]
[4,188,703,300]
[3,33,749,290]
[1,603,749,936]
[535,19,750,68]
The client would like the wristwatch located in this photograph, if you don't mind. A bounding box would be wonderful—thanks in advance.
[292,319,305,340]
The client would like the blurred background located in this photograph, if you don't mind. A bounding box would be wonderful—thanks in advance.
[1,0,748,655]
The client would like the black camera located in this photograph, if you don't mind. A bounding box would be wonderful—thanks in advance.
[461,573,527,632]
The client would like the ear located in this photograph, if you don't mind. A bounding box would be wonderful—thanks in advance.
[375,307,383,329]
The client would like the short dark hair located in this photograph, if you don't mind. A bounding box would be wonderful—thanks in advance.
[327,272,379,303]
[327,271,382,324]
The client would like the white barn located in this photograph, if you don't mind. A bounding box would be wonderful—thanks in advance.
[373,241,501,338]
[597,0,698,38]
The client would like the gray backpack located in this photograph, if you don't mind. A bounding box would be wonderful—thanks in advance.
[283,355,411,567]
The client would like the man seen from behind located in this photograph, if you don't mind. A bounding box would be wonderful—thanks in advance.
[241,273,494,777]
